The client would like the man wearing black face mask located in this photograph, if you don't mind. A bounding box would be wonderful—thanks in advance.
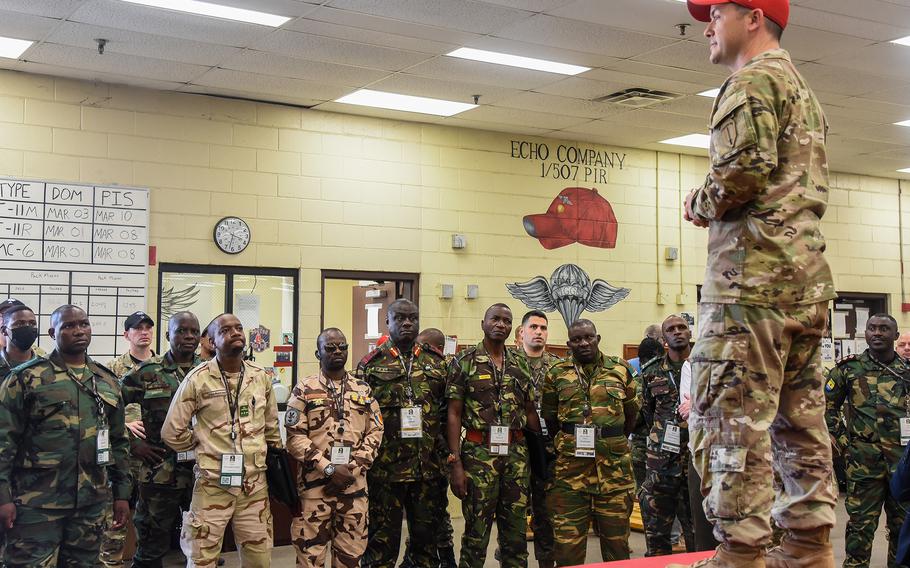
[0,305,41,379]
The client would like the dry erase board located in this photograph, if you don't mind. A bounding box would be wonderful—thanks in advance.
[0,177,149,360]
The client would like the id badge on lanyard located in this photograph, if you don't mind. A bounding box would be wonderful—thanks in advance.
[901,418,910,447]
[574,425,595,458]
[177,450,196,462]
[490,425,510,455]
[661,424,682,454]
[536,404,548,436]
[220,454,244,487]
[401,406,423,439]
[330,444,351,465]
[96,427,112,465]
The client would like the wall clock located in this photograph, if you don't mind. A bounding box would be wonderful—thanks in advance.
[213,216,251,254]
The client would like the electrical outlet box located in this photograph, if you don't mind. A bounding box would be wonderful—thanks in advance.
[440,284,454,299]
[466,284,479,299]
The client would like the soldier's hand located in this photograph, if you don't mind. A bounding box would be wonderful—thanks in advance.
[0,503,15,529]
[111,499,130,530]
[450,462,467,500]
[684,191,709,228]
[678,393,691,421]
[133,441,167,466]
[325,465,356,496]
[127,420,146,439]
[829,434,842,458]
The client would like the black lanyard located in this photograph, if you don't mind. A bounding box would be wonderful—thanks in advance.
[572,363,593,421]
[66,364,107,428]
[490,354,505,424]
[324,373,347,433]
[219,363,245,442]
[394,346,417,404]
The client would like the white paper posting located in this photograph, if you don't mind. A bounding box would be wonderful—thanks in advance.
[833,311,849,338]
[855,308,870,334]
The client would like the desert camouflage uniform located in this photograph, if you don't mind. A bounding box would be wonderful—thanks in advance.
[161,359,282,568]
[0,350,131,567]
[638,355,695,556]
[521,348,561,566]
[448,342,534,568]
[356,342,449,568]
[121,352,203,567]
[542,352,638,566]
[825,350,910,567]
[688,48,838,549]
[286,371,383,568]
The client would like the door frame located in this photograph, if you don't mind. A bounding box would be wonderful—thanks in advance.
[319,269,420,331]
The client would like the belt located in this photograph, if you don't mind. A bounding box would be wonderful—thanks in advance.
[560,423,625,438]
[465,428,525,444]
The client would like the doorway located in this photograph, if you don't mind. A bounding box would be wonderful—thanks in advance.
[321,270,419,365]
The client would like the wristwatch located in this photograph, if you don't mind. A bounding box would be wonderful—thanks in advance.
[446,453,460,465]
[323,464,336,477]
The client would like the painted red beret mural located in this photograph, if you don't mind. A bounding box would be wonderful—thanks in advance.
[522,187,618,250]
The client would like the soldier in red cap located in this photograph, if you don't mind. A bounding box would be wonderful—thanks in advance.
[674,1,837,567]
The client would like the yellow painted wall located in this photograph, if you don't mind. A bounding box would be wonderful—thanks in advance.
[0,69,907,378]
[323,278,356,350]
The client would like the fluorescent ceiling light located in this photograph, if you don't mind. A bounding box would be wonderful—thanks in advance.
[0,37,33,59]
[446,47,590,75]
[335,89,477,117]
[891,36,910,46]
[898,168,910,173]
[660,134,711,148]
[119,0,291,26]
[895,119,910,127]
[698,88,720,98]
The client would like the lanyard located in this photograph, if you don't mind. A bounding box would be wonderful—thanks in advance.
[490,354,505,424]
[324,372,347,433]
[572,363,593,422]
[394,346,417,404]
[66,365,107,428]
[219,363,245,443]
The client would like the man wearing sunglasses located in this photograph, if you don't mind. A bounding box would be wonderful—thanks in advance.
[287,328,383,567]
[357,299,451,568]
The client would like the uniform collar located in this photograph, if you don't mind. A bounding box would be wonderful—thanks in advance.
[742,48,791,69]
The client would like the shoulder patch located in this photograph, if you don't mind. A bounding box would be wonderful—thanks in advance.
[825,378,836,392]
[285,408,300,426]
[453,346,477,365]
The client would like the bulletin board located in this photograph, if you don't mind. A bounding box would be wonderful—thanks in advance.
[0,177,149,360]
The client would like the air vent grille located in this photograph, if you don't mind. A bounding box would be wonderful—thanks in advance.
[594,88,680,108]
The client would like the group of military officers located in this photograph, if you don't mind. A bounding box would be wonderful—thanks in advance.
[2,290,909,568]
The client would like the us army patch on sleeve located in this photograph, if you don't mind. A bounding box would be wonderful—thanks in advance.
[285,408,300,426]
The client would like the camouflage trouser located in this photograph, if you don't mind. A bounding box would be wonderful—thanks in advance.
[132,479,193,568]
[100,461,141,567]
[629,434,647,490]
[398,476,456,568]
[292,493,368,568]
[639,469,695,556]
[530,469,554,564]
[181,478,272,568]
[459,439,529,568]
[843,442,905,567]
[690,302,838,549]
[363,476,446,568]
[4,501,107,567]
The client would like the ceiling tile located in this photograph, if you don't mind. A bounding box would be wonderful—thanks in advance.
[632,40,724,77]
[496,91,633,119]
[403,56,569,91]
[452,105,590,130]
[252,29,432,71]
[14,59,185,91]
[788,4,910,41]
[26,43,209,83]
[44,21,243,66]
[283,15,457,54]
[303,6,481,47]
[325,0,533,34]
[0,10,64,41]
[441,115,554,136]
[192,68,350,103]
[600,60,726,86]
[0,0,83,19]
[535,76,638,101]
[796,61,910,98]
[494,14,678,58]
[462,36,619,69]
[816,43,910,81]
[475,0,573,11]
[368,73,521,105]
[221,50,390,86]
[783,25,874,62]
[179,84,324,108]
[549,0,705,41]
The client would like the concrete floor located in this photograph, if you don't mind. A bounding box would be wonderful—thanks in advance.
[163,494,888,567]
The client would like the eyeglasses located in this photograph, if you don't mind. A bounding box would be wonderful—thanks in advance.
[323,343,349,353]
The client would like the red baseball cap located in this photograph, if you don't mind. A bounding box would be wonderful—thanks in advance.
[687,0,789,30]
[523,187,618,250]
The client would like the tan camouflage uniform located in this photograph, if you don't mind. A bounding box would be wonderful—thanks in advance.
[541,352,638,566]
[0,350,132,567]
[825,350,910,567]
[688,48,838,550]
[286,372,383,568]
[161,359,282,568]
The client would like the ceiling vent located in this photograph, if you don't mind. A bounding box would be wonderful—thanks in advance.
[594,88,680,108]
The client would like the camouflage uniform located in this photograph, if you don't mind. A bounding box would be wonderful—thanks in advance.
[447,342,534,568]
[355,342,449,568]
[541,352,638,566]
[0,350,131,567]
[688,48,838,550]
[522,348,561,566]
[161,359,282,568]
[825,350,910,567]
[0,348,41,379]
[120,352,203,568]
[101,351,149,567]
[629,374,648,490]
[638,355,695,556]
[286,372,384,568]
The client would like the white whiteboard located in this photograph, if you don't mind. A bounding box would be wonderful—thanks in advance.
[0,178,149,361]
